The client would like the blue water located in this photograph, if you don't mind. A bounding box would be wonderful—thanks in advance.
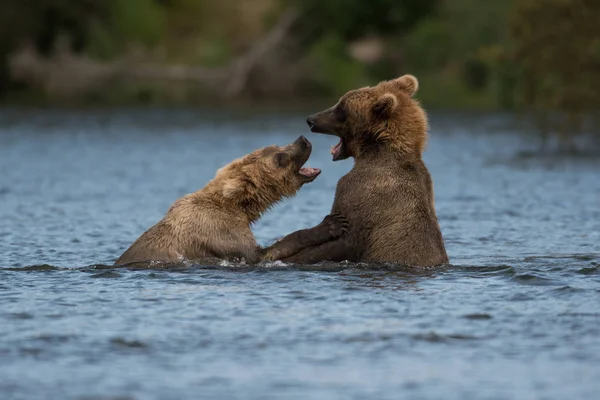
[1,109,599,400]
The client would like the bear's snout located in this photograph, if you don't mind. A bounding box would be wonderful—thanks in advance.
[294,135,311,149]
[305,111,334,135]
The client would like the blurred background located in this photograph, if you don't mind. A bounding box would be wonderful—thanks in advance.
[1,0,599,148]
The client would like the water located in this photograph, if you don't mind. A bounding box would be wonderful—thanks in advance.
[1,109,599,400]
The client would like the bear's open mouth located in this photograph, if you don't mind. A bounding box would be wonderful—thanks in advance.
[298,166,321,182]
[330,139,349,161]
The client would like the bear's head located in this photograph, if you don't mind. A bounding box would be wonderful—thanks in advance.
[306,75,427,161]
[215,136,320,220]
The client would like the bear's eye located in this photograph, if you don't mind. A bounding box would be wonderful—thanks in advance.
[275,152,290,168]
[334,104,347,122]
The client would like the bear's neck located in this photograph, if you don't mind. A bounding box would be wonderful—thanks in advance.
[234,193,282,224]
[196,187,282,224]
[355,143,421,165]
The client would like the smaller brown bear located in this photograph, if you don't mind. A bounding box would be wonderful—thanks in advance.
[115,136,347,265]
[283,75,449,266]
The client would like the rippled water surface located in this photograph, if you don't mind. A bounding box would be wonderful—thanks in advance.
[1,109,599,400]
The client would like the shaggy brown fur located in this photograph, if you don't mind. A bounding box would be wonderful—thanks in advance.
[115,136,347,265]
[283,75,448,266]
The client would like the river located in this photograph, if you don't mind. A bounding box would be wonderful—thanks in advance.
[1,109,599,399]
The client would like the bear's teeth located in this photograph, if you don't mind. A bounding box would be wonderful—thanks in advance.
[330,141,342,155]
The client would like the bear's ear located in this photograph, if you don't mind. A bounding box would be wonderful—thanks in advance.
[392,74,419,96]
[372,93,398,118]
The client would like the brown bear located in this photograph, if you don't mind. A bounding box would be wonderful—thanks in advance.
[281,75,449,266]
[115,136,347,265]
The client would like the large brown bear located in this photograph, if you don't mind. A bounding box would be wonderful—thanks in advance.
[282,75,448,266]
[115,136,347,265]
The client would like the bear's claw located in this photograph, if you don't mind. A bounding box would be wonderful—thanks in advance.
[322,213,350,238]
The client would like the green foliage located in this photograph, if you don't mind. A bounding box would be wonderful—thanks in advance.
[0,0,598,121]
[306,34,370,95]
[402,0,514,109]
[292,0,437,41]
[0,0,104,94]
[292,0,440,98]
[0,1,106,54]
[400,18,451,72]
[510,0,600,113]
[196,36,233,67]
[88,0,164,59]
[507,0,600,142]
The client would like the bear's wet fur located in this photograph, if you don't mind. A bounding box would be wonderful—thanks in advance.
[115,136,347,265]
[285,75,448,266]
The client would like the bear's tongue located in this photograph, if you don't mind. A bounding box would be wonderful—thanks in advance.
[299,166,321,177]
[330,140,343,160]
